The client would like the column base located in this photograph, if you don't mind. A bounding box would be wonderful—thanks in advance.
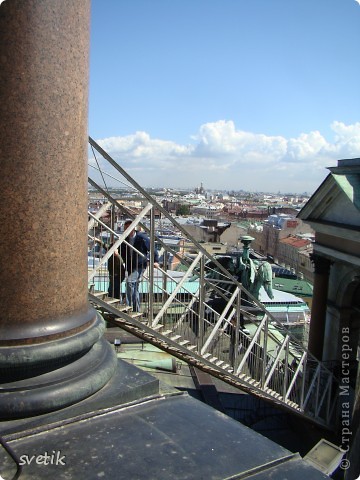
[0,310,118,419]
[0,337,117,419]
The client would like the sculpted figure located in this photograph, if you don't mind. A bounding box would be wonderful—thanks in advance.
[203,236,274,303]
[238,256,274,300]
[237,236,274,301]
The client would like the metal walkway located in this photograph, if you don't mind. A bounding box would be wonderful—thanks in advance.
[87,136,339,429]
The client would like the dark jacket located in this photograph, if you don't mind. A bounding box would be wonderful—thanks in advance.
[102,241,126,279]
[126,231,159,273]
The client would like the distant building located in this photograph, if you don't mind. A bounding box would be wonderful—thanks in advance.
[191,202,224,219]
[194,182,205,195]
[180,218,231,243]
[219,222,248,250]
[277,235,313,282]
[248,214,314,277]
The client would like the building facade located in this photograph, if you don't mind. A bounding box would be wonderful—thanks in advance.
[298,158,360,479]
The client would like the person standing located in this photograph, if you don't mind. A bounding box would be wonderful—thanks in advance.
[123,219,159,312]
[94,237,125,300]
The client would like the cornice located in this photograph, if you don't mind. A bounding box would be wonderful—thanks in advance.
[304,219,360,241]
[314,243,360,267]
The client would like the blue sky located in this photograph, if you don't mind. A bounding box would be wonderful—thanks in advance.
[89,0,360,194]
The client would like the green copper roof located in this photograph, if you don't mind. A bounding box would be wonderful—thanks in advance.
[333,173,360,211]
[272,277,313,297]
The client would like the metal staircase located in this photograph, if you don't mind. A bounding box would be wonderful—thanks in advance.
[87,136,340,429]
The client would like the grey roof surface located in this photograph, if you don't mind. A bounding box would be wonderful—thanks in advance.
[0,393,330,480]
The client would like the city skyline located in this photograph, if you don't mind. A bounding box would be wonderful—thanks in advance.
[89,0,360,194]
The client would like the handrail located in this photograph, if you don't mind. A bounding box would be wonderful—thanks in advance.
[87,137,340,429]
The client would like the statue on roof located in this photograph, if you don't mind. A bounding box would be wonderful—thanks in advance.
[238,236,274,300]
[203,236,274,302]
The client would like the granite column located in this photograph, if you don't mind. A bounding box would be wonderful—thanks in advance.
[0,0,117,418]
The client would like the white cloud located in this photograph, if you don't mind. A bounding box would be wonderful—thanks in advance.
[285,131,328,163]
[89,120,360,194]
[328,121,360,155]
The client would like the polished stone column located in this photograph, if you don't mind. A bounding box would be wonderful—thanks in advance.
[308,254,332,360]
[0,0,117,418]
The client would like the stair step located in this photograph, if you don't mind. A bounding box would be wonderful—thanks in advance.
[187,345,197,351]
[106,298,121,305]
[118,305,132,312]
[170,335,181,341]
[179,340,190,346]
[152,324,164,331]
[203,353,212,359]
[93,291,108,297]
[162,330,173,336]
[215,360,225,367]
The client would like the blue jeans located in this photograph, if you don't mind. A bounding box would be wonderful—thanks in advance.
[126,269,143,312]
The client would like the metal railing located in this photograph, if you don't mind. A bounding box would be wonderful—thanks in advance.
[87,136,339,429]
